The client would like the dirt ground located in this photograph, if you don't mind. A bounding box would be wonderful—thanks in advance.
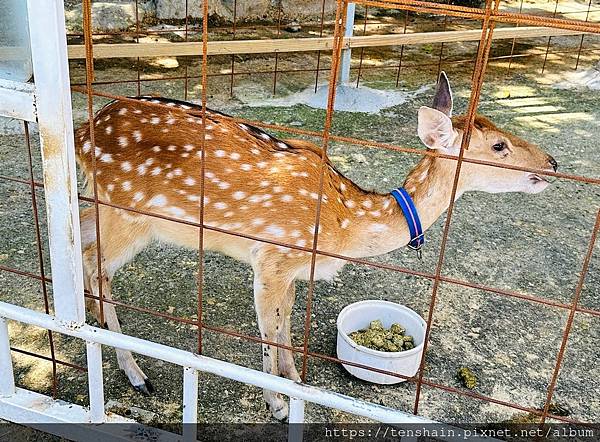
[1,4,600,430]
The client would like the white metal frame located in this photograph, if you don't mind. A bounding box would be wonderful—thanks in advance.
[0,2,490,441]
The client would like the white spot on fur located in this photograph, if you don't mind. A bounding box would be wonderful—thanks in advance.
[265,225,285,237]
[152,145,161,152]
[230,152,240,160]
[137,164,147,175]
[167,206,186,217]
[184,144,195,151]
[121,161,132,172]
[281,195,293,202]
[118,108,128,115]
[118,136,128,148]
[344,200,356,208]
[368,223,388,233]
[151,167,162,176]
[214,202,228,210]
[240,164,252,171]
[133,130,142,142]
[341,219,350,229]
[215,150,226,157]
[122,181,132,191]
[148,194,167,207]
[184,177,196,186]
[100,153,113,163]
[105,126,113,135]
[232,191,246,200]
[150,117,160,125]
[82,141,91,153]
[132,191,144,202]
[218,181,230,190]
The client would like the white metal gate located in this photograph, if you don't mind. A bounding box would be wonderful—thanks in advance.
[0,2,447,441]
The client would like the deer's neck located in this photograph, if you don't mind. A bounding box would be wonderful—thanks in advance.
[344,155,462,258]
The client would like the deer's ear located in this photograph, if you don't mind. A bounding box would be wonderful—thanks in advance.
[417,106,456,150]
[432,71,453,117]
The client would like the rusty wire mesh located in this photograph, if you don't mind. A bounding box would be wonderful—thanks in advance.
[1,0,600,426]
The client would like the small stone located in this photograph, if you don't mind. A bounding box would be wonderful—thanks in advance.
[285,21,302,32]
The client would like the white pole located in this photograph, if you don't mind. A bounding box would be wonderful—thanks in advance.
[0,318,15,397]
[288,397,305,442]
[26,0,85,325]
[339,3,356,84]
[86,341,105,423]
[183,367,199,442]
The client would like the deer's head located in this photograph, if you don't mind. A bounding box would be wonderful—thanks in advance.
[416,73,557,194]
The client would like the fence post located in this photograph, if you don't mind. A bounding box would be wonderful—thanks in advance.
[339,2,356,84]
[288,397,305,442]
[25,0,85,325]
[86,341,105,423]
[183,367,199,442]
[0,318,15,397]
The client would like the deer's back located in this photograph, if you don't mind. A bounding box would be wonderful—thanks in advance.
[74,98,355,259]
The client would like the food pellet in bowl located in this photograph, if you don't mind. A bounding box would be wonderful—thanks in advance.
[349,321,415,352]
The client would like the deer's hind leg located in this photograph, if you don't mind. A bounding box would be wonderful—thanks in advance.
[251,248,301,420]
[80,207,155,394]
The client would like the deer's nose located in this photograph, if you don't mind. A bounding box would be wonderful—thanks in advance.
[548,156,558,172]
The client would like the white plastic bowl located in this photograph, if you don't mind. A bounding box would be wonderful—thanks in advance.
[336,300,427,384]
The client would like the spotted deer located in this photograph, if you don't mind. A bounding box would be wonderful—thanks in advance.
[75,73,557,419]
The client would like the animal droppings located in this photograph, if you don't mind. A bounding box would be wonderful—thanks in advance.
[349,320,415,352]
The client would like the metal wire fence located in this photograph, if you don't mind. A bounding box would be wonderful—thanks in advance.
[1,0,600,429]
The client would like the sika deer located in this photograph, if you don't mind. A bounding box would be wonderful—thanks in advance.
[75,73,557,419]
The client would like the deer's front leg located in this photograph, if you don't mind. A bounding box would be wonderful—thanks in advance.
[253,269,294,420]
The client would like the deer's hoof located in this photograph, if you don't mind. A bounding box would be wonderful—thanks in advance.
[269,399,289,421]
[133,378,155,396]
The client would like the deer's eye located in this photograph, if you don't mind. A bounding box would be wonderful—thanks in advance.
[492,141,506,152]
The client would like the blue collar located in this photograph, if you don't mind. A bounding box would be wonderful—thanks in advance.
[391,188,424,258]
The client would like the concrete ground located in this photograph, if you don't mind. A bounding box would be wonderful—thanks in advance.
[0,14,599,429]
